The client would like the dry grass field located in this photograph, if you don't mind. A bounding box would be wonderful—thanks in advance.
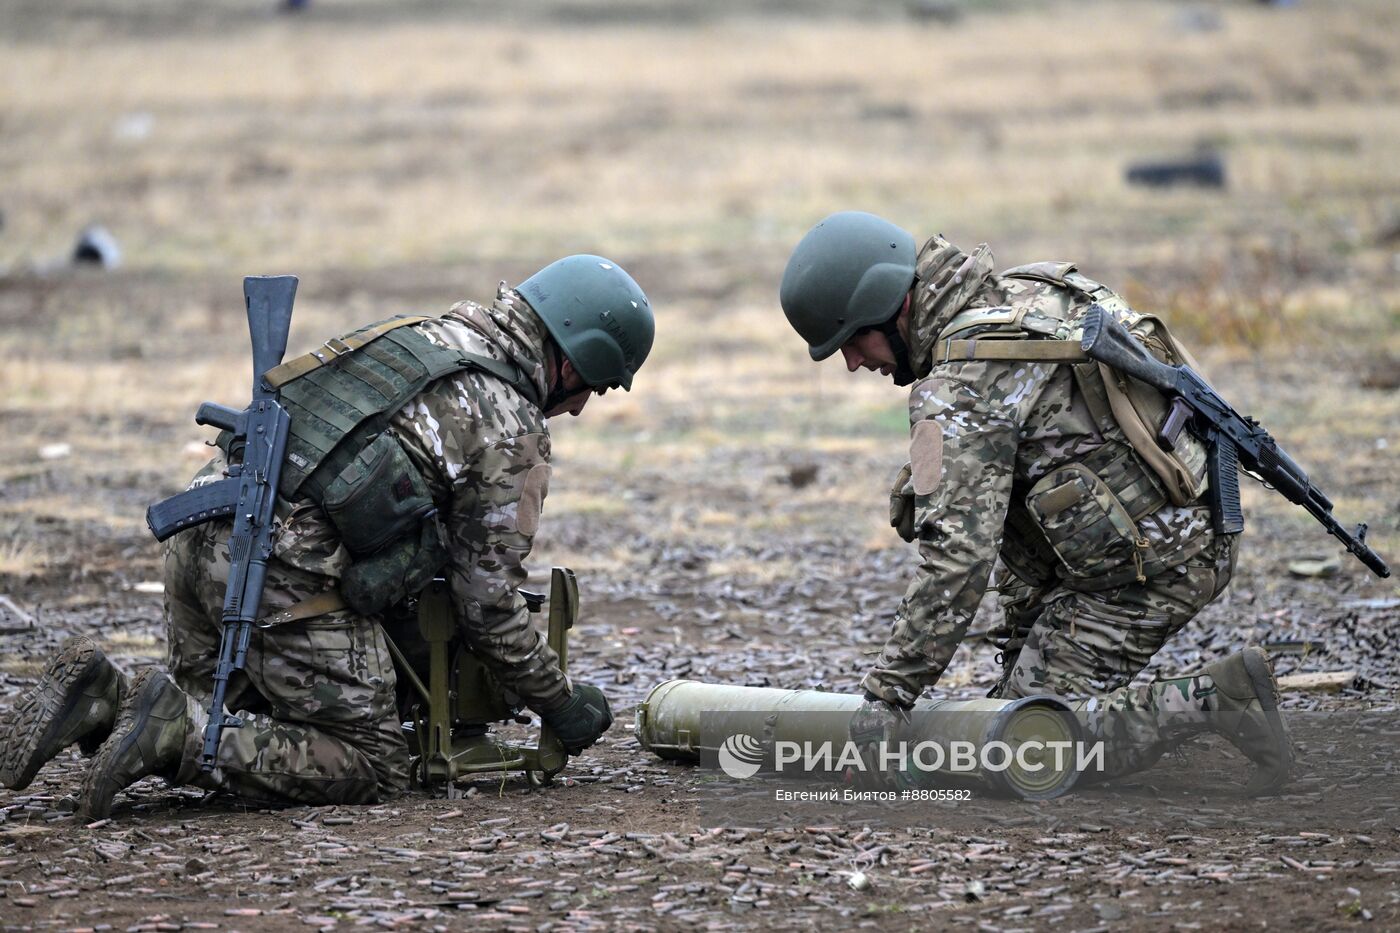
[1,1,1398,929]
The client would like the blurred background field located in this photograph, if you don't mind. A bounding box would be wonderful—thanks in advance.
[1,0,1396,588]
[2,2,1400,928]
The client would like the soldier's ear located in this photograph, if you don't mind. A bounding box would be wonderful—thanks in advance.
[559,356,586,391]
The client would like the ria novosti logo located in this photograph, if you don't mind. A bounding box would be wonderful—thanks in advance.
[713,730,1106,779]
[717,733,765,779]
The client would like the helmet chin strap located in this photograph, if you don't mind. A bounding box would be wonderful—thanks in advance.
[543,343,578,412]
[877,313,918,387]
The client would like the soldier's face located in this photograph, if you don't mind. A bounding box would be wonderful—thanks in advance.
[547,387,593,418]
[837,293,911,380]
[839,328,897,377]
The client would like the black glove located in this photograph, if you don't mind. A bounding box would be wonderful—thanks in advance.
[542,683,613,756]
[848,691,912,789]
[849,691,911,748]
[889,462,916,543]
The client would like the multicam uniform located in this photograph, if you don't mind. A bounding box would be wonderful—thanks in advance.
[864,237,1236,776]
[162,290,565,805]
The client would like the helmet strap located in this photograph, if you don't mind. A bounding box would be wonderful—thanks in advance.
[877,312,918,387]
[543,342,578,412]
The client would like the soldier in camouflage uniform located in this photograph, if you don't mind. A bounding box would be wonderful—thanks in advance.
[0,255,655,816]
[780,212,1291,792]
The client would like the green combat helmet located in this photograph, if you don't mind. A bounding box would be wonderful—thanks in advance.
[519,255,655,390]
[780,211,917,361]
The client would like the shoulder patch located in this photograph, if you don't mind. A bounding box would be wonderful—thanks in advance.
[517,462,551,537]
[910,420,944,497]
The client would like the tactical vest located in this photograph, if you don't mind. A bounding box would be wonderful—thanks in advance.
[236,315,540,614]
[265,315,540,501]
[934,264,1212,589]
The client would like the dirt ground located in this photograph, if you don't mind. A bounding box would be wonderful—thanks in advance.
[2,0,1399,929]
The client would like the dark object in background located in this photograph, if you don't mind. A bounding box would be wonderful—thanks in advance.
[907,1,962,24]
[280,0,309,11]
[72,225,122,268]
[1373,215,1400,248]
[1173,7,1223,33]
[1359,355,1400,391]
[786,464,820,489]
[1124,153,1226,190]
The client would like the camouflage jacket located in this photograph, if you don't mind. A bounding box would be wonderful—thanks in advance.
[862,237,1215,707]
[269,287,568,709]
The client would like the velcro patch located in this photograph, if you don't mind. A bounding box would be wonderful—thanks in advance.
[517,463,552,537]
[910,420,944,497]
[1037,481,1082,517]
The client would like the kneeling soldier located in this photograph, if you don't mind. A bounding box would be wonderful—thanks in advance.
[0,255,654,816]
[779,212,1292,792]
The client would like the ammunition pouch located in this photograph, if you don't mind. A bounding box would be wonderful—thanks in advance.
[342,517,450,616]
[322,432,448,615]
[1017,440,1209,590]
[323,433,434,557]
[1071,350,1210,510]
[1025,463,1150,589]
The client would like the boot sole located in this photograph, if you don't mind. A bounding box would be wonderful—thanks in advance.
[81,669,164,820]
[0,638,107,791]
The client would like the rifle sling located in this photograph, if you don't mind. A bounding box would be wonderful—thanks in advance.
[260,589,348,626]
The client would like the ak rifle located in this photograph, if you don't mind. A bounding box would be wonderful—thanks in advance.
[1080,304,1389,579]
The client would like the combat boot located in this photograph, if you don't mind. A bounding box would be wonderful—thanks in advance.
[1202,647,1293,795]
[0,635,127,791]
[82,669,194,820]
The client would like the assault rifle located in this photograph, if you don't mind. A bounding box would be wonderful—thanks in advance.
[145,275,299,770]
[1080,304,1390,578]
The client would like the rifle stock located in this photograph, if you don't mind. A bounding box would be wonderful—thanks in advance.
[244,275,298,396]
[1079,307,1180,393]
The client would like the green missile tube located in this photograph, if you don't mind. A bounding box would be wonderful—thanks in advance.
[634,679,1083,799]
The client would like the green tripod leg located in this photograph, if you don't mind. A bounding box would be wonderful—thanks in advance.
[527,567,577,784]
[418,579,482,793]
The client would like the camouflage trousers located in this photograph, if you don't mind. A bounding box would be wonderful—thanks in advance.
[161,521,410,806]
[990,533,1240,779]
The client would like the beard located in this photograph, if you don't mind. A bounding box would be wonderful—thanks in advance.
[877,315,918,387]
[542,343,581,414]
